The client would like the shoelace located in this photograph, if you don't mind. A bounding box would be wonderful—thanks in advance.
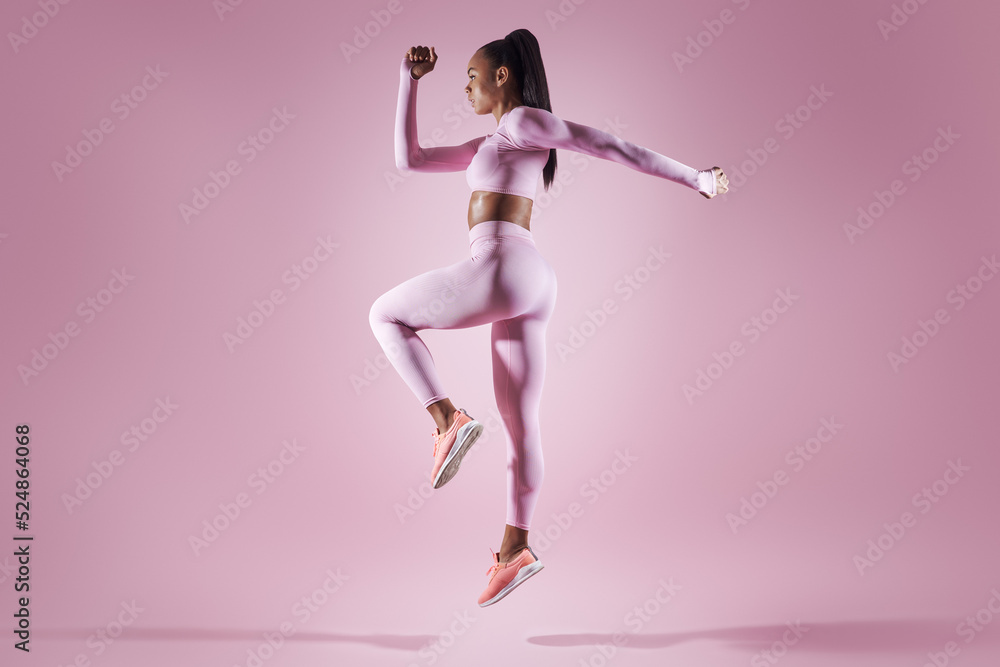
[431,428,441,458]
[485,549,503,578]
[485,548,529,577]
[431,413,463,458]
[485,546,532,577]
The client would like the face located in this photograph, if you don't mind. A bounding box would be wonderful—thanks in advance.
[465,50,509,115]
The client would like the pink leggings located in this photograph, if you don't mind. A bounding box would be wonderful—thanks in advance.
[368,220,557,530]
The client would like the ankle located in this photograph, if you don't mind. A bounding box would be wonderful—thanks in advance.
[498,544,529,562]
[436,413,456,434]
[427,400,459,434]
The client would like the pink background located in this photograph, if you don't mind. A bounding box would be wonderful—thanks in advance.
[3,0,999,665]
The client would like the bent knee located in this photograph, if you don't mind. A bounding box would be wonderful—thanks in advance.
[368,294,391,329]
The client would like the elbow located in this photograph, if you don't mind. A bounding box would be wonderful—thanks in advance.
[395,150,425,172]
[396,160,422,173]
[394,152,416,172]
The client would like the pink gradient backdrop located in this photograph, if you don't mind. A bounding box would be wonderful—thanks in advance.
[2,0,999,665]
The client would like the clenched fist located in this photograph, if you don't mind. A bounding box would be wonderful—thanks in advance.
[405,45,437,80]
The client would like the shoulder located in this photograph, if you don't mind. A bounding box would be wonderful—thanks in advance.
[506,105,556,137]
[509,105,552,123]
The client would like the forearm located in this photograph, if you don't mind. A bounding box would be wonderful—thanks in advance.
[394,56,422,170]
[596,132,707,191]
[394,56,477,173]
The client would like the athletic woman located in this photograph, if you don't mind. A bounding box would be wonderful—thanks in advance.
[369,29,728,608]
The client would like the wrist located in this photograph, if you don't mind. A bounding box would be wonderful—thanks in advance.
[401,56,420,81]
[696,169,715,195]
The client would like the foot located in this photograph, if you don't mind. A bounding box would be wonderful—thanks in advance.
[478,545,544,607]
[430,408,483,489]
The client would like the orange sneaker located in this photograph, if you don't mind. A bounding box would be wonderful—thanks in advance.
[430,408,483,489]
[478,545,544,607]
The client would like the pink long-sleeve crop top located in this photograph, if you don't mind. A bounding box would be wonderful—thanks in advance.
[394,55,715,201]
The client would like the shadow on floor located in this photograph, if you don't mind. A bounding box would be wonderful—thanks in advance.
[36,628,437,651]
[38,617,998,653]
[528,618,998,652]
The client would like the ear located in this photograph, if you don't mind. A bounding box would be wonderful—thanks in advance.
[496,65,511,87]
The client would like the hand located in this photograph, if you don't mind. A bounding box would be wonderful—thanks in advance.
[699,166,729,199]
[406,45,437,80]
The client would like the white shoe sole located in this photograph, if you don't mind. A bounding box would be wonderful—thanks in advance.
[479,560,544,607]
[432,419,483,489]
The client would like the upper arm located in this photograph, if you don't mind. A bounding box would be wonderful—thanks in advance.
[402,135,486,173]
[505,106,611,156]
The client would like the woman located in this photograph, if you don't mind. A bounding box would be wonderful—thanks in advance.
[369,29,728,608]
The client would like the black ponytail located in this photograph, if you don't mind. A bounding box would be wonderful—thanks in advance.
[480,28,557,191]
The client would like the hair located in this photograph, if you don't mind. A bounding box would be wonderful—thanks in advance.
[479,28,557,191]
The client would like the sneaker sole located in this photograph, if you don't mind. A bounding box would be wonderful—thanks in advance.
[479,561,544,607]
[432,420,483,489]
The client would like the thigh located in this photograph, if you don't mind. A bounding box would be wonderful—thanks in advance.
[373,253,514,331]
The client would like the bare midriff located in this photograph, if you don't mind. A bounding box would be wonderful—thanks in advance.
[468,190,533,231]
